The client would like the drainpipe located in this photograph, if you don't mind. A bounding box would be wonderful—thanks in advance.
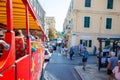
[99,17,102,37]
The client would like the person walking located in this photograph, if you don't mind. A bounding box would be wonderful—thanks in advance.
[82,47,89,71]
[107,52,118,80]
[61,44,64,54]
[117,47,120,59]
[112,60,120,80]
[93,45,97,55]
[69,46,75,60]
[79,44,84,55]
[64,45,68,56]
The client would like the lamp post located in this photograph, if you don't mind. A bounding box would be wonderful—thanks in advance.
[98,40,102,71]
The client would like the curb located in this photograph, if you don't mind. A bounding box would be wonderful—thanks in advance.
[73,68,82,80]
[74,65,108,80]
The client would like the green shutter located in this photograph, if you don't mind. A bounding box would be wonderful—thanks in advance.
[84,16,90,28]
[89,40,92,47]
[85,0,91,7]
[106,18,112,29]
[85,41,88,47]
[80,40,83,44]
[107,0,113,9]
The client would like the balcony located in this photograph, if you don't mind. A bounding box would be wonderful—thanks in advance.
[29,0,45,28]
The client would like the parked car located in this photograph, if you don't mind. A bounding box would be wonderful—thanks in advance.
[44,48,51,61]
[102,45,112,57]
[48,45,53,53]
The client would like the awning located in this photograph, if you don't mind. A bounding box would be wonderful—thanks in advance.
[0,0,42,30]
[81,36,91,40]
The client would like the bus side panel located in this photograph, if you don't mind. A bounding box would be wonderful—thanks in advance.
[40,47,44,69]
[30,49,41,80]
[15,55,30,80]
[0,65,15,80]
[40,47,44,76]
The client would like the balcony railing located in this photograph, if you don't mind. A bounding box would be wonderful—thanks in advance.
[29,0,45,28]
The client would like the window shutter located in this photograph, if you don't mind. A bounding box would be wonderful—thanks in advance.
[89,40,92,47]
[107,0,113,9]
[84,17,90,28]
[85,0,91,7]
[106,18,112,29]
[80,40,83,44]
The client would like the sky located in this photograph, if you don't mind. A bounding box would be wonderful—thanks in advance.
[39,0,71,32]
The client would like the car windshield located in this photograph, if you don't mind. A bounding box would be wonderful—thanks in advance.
[103,45,111,49]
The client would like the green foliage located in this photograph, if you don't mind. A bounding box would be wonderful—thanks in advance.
[48,28,57,40]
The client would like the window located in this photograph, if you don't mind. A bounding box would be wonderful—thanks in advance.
[106,18,112,29]
[89,40,92,47]
[85,0,91,7]
[107,0,113,9]
[84,16,90,28]
[79,40,92,47]
[80,40,82,44]
[83,41,87,47]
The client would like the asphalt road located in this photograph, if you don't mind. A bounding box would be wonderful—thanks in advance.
[41,47,97,80]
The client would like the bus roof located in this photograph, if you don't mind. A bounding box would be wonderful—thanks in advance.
[0,0,42,30]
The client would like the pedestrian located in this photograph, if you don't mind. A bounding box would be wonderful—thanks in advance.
[117,47,120,59]
[96,48,100,65]
[82,47,89,71]
[61,45,64,54]
[93,45,97,55]
[64,45,68,56]
[79,44,84,55]
[107,52,118,80]
[112,60,120,80]
[69,46,74,60]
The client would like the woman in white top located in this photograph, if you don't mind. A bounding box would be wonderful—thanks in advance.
[112,60,120,80]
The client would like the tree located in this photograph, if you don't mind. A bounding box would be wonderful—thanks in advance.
[48,27,57,40]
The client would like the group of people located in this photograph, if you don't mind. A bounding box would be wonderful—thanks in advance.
[61,44,68,56]
[15,30,41,59]
[95,46,120,80]
[78,43,120,80]
[66,45,89,71]
[0,29,41,59]
[106,47,120,80]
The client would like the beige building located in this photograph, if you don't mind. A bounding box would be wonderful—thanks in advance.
[45,17,56,29]
[63,0,120,53]
[45,17,56,40]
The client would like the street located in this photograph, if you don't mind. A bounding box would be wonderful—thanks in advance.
[42,47,97,80]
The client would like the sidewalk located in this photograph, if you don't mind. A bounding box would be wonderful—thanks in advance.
[74,64,107,80]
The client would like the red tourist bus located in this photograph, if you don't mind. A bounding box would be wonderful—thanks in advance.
[0,0,46,80]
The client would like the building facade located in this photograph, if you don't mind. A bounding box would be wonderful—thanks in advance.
[63,0,120,53]
[45,17,56,40]
[45,17,56,29]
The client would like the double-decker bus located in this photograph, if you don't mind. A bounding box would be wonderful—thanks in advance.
[0,0,46,80]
